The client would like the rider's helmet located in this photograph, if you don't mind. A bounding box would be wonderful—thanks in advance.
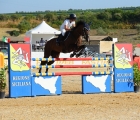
[69,13,76,19]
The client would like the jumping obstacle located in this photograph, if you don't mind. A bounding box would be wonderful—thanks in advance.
[32,59,113,76]
[32,57,113,61]
[32,64,113,69]
[32,57,113,76]
[31,57,113,96]
[32,71,113,76]
[8,43,134,98]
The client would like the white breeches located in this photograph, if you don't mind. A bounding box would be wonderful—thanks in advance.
[61,29,66,36]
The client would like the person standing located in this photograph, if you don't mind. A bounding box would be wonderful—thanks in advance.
[39,38,45,46]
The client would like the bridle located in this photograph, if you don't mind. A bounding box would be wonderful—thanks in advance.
[82,23,90,41]
[70,22,90,42]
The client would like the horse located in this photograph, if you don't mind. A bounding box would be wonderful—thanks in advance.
[39,21,90,73]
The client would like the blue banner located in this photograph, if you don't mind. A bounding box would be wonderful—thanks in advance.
[32,76,62,96]
[82,75,111,94]
[8,43,31,98]
[9,71,31,97]
[114,68,134,92]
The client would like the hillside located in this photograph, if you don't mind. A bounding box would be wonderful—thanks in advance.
[0,28,139,46]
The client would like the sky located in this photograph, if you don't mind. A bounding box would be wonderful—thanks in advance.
[0,0,140,14]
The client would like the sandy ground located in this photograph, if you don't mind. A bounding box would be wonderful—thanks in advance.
[0,68,140,120]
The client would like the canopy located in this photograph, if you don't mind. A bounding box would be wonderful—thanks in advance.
[26,20,61,44]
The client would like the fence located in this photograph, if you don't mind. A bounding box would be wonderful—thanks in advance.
[8,43,134,98]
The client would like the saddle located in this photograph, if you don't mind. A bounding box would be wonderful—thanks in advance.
[56,31,70,46]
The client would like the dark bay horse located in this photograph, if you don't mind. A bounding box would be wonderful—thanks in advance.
[39,21,90,73]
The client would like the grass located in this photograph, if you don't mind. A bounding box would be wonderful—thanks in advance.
[0,28,25,38]
[0,28,25,41]
[90,28,140,45]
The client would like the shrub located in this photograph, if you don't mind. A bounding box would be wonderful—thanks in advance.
[9,30,20,36]
[133,64,140,86]
[18,20,31,33]
[135,24,140,34]
[6,23,18,28]
[0,65,8,91]
[96,27,106,35]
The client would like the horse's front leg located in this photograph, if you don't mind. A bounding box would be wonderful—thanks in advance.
[69,44,75,57]
[74,45,86,57]
[39,61,48,73]
[70,44,81,58]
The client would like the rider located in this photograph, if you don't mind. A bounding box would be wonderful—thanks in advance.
[57,13,77,45]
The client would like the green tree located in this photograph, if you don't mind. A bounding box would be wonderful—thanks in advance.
[36,14,44,21]
[44,13,56,22]
[113,13,122,21]
[57,14,66,21]
[97,12,112,21]
[10,14,20,22]
[135,24,140,34]
[0,14,9,21]
[17,20,31,33]
[24,15,35,21]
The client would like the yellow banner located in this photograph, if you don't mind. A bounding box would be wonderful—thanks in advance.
[0,52,4,68]
[114,45,131,69]
[10,45,29,71]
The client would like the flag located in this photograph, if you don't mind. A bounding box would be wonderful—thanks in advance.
[2,36,10,43]
[24,37,30,42]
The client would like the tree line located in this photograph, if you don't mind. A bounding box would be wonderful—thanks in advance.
[0,7,140,34]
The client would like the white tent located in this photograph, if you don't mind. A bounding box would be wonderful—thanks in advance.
[26,20,61,44]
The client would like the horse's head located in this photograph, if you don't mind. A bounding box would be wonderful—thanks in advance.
[83,22,90,42]
[74,21,90,42]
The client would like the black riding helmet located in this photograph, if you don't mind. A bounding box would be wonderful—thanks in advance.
[69,13,76,19]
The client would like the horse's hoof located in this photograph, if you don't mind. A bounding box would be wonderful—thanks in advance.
[70,54,74,58]
[75,53,82,58]
[76,54,80,58]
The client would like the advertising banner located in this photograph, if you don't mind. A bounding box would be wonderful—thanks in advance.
[113,43,134,92]
[32,76,61,96]
[114,43,133,69]
[82,75,111,93]
[9,44,31,98]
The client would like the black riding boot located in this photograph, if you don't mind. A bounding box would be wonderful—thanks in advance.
[56,34,64,46]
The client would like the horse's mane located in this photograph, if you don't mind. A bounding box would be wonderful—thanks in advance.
[73,21,85,30]
[76,21,85,27]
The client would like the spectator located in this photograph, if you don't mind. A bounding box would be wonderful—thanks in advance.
[39,38,45,46]
[45,40,48,43]
[36,41,40,47]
